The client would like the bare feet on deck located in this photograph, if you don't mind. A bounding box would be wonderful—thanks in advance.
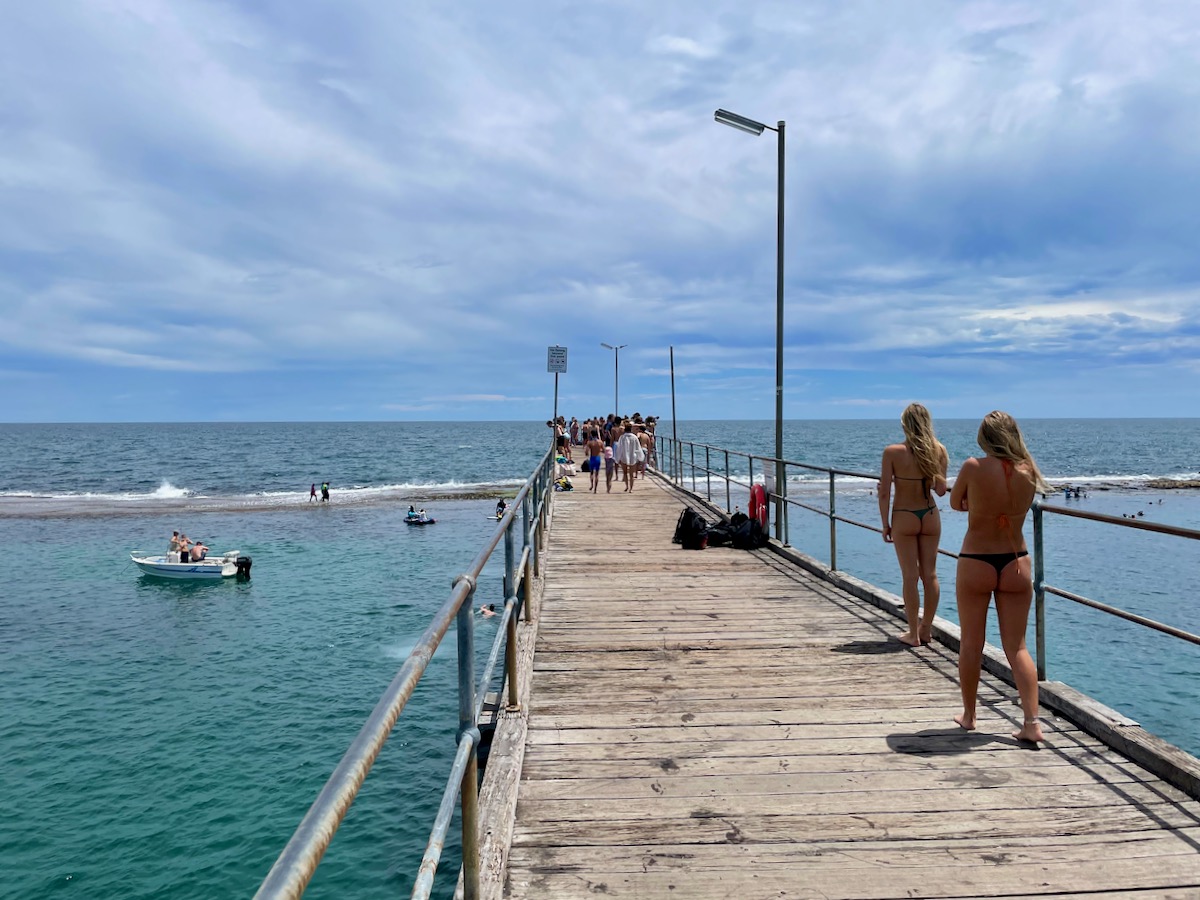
[918,627,933,645]
[1012,719,1044,743]
[897,632,921,647]
[954,712,976,731]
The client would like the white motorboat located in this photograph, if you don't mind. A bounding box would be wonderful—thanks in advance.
[130,550,251,580]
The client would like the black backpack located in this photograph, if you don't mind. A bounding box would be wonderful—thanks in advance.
[672,508,708,550]
[730,518,768,550]
[705,524,734,547]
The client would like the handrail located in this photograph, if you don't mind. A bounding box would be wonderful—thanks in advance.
[656,434,1200,681]
[254,446,557,900]
[1031,500,1200,677]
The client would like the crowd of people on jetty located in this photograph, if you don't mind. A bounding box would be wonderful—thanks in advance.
[878,405,1050,744]
[547,414,656,494]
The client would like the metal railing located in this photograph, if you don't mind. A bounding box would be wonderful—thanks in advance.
[254,447,558,900]
[1031,502,1200,679]
[657,435,1200,681]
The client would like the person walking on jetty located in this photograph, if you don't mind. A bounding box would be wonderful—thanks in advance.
[614,420,645,492]
[878,403,948,647]
[603,436,615,493]
[636,423,652,478]
[950,411,1049,743]
[585,429,604,493]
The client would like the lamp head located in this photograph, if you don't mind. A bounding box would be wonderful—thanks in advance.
[714,108,767,136]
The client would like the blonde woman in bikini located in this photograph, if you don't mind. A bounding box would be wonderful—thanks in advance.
[879,403,948,647]
[950,411,1049,743]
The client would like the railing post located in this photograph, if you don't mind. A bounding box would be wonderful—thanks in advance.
[523,487,536,576]
[454,576,480,900]
[1033,501,1047,681]
[504,519,516,614]
[504,520,521,710]
[724,450,731,513]
[781,460,790,547]
[705,446,711,501]
[689,443,696,493]
[748,456,754,514]
[828,470,837,570]
[538,470,547,554]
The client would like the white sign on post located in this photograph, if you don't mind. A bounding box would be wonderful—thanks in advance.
[547,346,568,373]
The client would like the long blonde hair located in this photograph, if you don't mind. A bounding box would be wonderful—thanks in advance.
[977,410,1050,494]
[900,402,946,484]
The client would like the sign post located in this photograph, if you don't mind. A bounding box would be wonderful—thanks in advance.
[547,346,567,446]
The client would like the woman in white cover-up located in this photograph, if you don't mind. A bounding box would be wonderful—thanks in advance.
[613,421,644,492]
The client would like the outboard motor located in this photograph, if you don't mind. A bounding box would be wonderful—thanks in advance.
[235,555,253,580]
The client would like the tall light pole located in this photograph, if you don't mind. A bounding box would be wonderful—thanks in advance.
[600,342,627,416]
[714,108,786,542]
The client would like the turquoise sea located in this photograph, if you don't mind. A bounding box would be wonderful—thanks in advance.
[1,419,1198,899]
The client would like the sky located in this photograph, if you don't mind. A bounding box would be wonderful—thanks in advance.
[2,0,1199,423]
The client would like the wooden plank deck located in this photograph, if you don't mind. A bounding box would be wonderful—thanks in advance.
[497,474,1200,899]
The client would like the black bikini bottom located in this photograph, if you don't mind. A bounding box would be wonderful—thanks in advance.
[959,550,1028,577]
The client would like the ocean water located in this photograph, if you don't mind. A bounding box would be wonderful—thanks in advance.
[1,419,1198,899]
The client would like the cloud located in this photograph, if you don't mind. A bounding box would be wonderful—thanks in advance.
[2,1,1200,421]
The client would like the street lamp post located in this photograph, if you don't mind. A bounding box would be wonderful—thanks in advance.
[600,342,627,416]
[714,108,786,543]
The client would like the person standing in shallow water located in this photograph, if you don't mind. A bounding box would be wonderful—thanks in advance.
[320,482,330,502]
[950,410,1050,743]
[309,483,317,502]
[879,403,948,647]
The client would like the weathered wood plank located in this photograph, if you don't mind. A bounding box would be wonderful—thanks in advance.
[524,719,1084,746]
[504,839,1200,900]
[510,803,1200,847]
[527,691,1007,714]
[518,741,1136,780]
[515,760,1163,802]
[513,779,1195,821]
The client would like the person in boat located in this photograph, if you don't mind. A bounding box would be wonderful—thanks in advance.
[178,534,192,561]
[407,505,419,520]
[418,508,430,522]
[169,531,182,562]
[190,540,209,562]
[878,402,949,648]
[950,411,1050,743]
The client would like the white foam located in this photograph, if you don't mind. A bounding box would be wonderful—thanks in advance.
[149,481,190,500]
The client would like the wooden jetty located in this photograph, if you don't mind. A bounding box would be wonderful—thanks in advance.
[475,473,1200,899]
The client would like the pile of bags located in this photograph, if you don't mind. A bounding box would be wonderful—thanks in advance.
[672,508,768,551]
